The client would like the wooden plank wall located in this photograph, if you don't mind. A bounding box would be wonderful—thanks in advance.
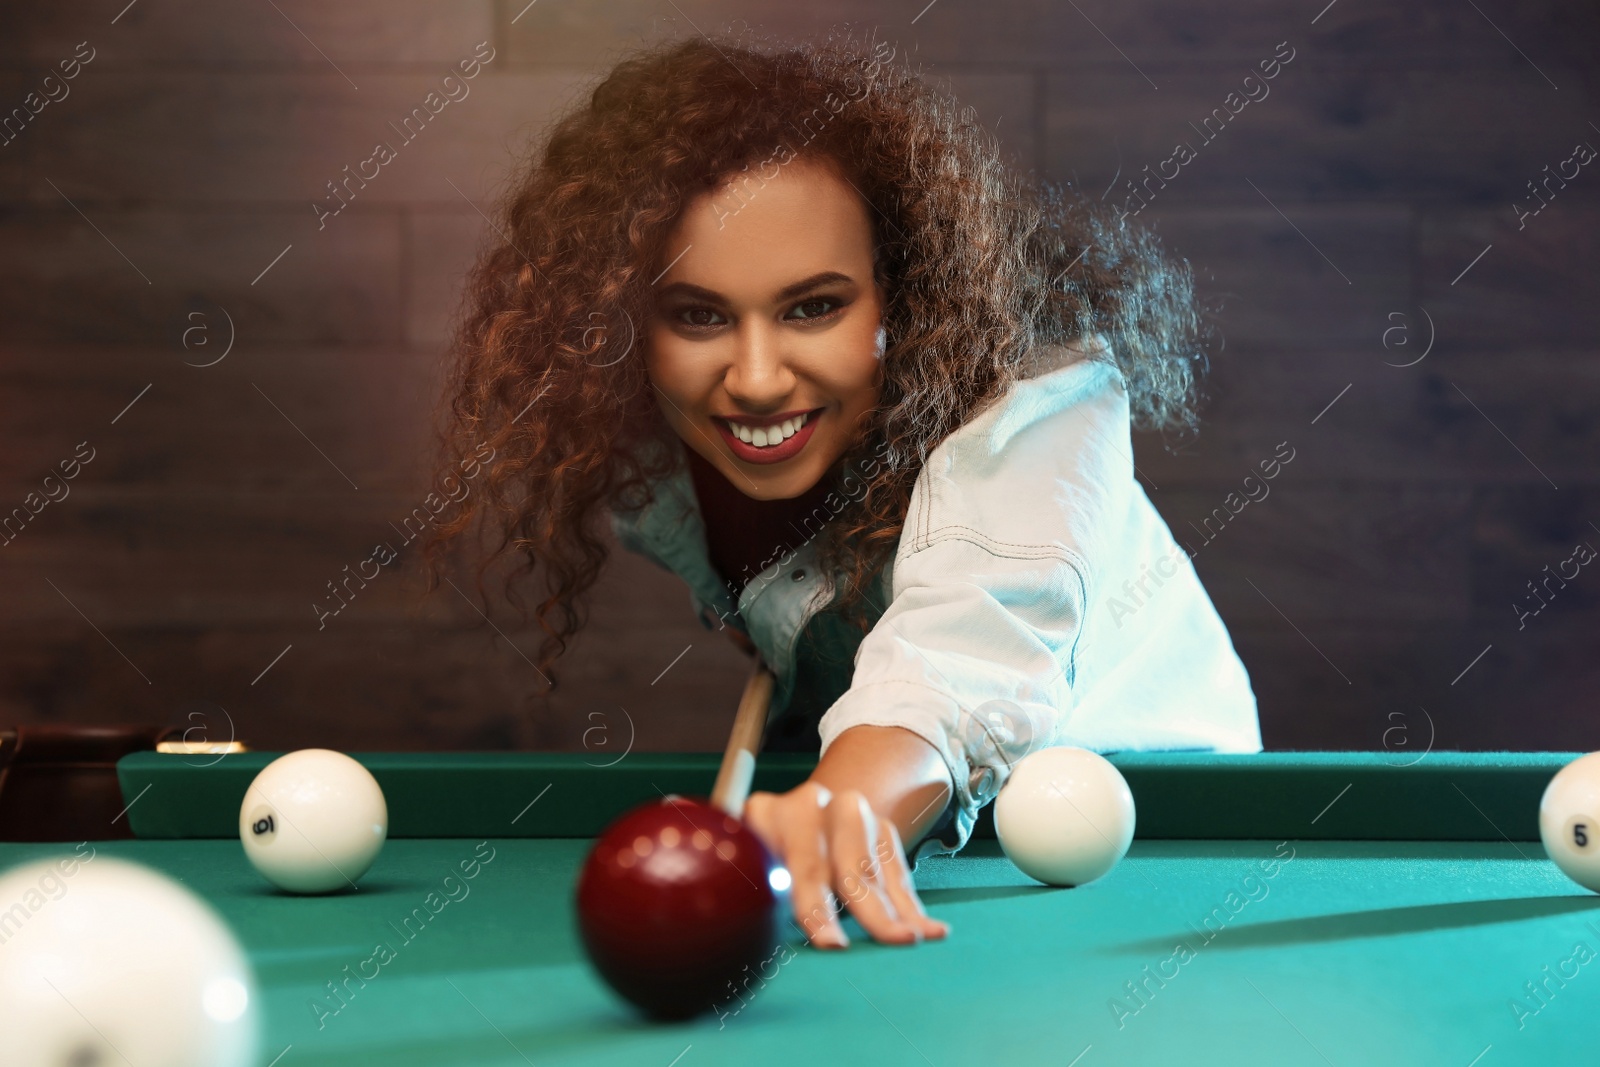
[0,2,1595,753]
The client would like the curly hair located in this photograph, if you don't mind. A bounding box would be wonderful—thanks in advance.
[422,30,1211,692]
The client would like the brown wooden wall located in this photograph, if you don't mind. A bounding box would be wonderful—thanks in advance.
[1,2,1596,754]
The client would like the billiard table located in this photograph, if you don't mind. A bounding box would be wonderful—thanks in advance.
[2,750,1594,1066]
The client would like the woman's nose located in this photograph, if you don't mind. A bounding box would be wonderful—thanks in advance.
[724,321,796,403]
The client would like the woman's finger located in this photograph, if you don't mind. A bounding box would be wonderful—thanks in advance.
[756,785,848,949]
[826,791,920,945]
[875,819,949,940]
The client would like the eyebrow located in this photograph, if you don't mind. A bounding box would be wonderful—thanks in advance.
[655,270,856,305]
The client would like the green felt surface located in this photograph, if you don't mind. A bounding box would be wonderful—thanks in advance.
[118,750,1576,840]
[0,836,1594,1066]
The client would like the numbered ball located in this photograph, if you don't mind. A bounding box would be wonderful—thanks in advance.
[994,746,1136,887]
[0,856,258,1067]
[1540,751,1600,893]
[240,749,388,894]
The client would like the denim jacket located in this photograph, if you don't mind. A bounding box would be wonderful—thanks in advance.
[610,340,1262,857]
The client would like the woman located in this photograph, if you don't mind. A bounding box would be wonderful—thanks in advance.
[425,32,1261,950]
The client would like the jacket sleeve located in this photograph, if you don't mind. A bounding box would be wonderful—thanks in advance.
[815,354,1130,857]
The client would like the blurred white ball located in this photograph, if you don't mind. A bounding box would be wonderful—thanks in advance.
[0,855,259,1067]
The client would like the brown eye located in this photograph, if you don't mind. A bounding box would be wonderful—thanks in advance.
[787,298,838,321]
[679,307,726,328]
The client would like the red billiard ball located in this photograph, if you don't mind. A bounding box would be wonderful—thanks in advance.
[575,795,789,1019]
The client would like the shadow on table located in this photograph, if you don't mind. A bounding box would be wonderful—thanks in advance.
[918,884,1057,905]
[273,999,807,1066]
[235,879,425,898]
[1109,894,1600,954]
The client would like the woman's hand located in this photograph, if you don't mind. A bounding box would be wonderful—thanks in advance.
[744,781,949,949]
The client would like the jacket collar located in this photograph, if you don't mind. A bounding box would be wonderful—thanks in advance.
[613,436,741,624]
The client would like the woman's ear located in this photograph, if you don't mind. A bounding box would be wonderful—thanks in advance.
[871,262,889,358]
[870,240,891,293]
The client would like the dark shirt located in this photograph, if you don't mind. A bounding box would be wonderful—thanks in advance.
[684,444,860,755]
[684,443,840,600]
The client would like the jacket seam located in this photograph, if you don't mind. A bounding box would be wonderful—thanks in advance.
[897,528,1089,691]
[903,525,1093,579]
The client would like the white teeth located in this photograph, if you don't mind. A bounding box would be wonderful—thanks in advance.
[728,411,811,447]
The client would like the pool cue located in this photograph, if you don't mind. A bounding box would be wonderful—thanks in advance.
[710,652,775,820]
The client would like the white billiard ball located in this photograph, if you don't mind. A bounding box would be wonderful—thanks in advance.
[1540,751,1600,892]
[993,746,1136,887]
[240,748,388,894]
[0,856,258,1067]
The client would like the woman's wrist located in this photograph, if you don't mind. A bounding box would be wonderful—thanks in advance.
[808,724,954,848]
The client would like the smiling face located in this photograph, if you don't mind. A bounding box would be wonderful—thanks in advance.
[644,156,886,501]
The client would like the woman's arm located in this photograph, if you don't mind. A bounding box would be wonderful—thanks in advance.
[743,724,953,949]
